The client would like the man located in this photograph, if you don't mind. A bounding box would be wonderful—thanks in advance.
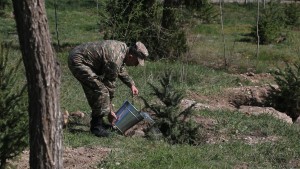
[68,40,148,137]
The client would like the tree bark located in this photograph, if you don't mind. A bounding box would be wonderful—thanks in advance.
[256,0,260,58]
[12,0,63,169]
[219,0,227,68]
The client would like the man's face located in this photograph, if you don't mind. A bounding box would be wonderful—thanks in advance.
[125,54,139,66]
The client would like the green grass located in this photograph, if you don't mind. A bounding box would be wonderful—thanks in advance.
[63,110,300,169]
[46,8,100,47]
[188,3,300,73]
[1,1,300,168]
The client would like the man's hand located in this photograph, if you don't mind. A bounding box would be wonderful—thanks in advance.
[131,85,139,95]
[108,111,117,125]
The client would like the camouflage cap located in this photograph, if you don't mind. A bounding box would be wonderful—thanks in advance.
[134,41,149,66]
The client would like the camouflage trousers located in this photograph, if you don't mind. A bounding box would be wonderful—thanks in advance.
[68,54,113,118]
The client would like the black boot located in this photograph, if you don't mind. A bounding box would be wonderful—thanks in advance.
[90,117,110,137]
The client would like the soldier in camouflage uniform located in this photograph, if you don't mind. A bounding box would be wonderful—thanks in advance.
[68,40,148,137]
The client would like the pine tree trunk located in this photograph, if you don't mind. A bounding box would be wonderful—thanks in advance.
[219,0,227,68]
[12,0,63,169]
[256,0,260,58]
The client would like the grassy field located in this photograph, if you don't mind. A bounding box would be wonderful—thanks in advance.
[1,1,300,168]
[62,110,300,169]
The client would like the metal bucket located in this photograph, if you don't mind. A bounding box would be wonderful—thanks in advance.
[114,101,143,133]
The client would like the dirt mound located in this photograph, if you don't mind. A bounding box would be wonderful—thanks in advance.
[183,72,294,123]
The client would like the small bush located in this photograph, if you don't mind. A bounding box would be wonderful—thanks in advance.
[99,0,188,60]
[185,0,219,24]
[267,62,300,121]
[0,0,10,10]
[284,3,300,27]
[0,0,10,16]
[251,1,286,44]
[141,71,202,145]
[0,42,28,168]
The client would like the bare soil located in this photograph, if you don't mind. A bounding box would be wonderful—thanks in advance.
[9,147,111,169]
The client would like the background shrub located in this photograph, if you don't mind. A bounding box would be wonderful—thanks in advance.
[99,0,188,60]
[184,0,218,24]
[0,0,10,10]
[284,3,300,27]
[267,62,300,121]
[251,1,286,44]
[0,42,28,169]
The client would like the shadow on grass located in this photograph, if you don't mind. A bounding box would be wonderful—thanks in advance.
[238,33,255,43]
[66,122,115,134]
[66,122,90,133]
[53,42,82,52]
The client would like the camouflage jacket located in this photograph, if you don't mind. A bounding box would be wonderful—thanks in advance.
[69,40,135,90]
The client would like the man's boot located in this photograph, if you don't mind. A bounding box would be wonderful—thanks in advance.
[90,117,110,137]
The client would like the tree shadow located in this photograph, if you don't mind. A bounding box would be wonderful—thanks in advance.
[66,121,115,134]
[52,42,81,52]
[238,33,255,43]
[65,122,89,133]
